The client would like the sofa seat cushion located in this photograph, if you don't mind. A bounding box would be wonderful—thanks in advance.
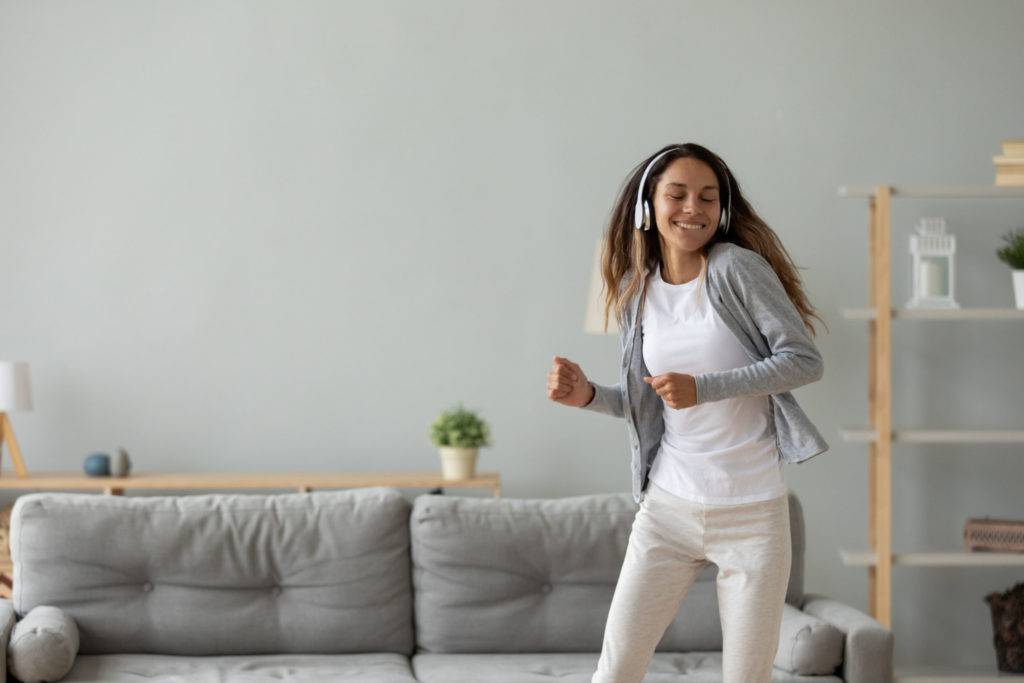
[62,653,418,682]
[411,653,844,683]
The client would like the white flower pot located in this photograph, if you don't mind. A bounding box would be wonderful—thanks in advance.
[1014,270,1024,310]
[439,447,478,480]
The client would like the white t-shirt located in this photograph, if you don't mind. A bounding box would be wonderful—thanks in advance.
[641,265,785,505]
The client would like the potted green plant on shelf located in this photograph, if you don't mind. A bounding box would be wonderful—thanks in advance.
[996,229,1024,309]
[429,404,491,480]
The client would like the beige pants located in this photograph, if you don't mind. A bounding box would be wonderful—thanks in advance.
[593,483,791,683]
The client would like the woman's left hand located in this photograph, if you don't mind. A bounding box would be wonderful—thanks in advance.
[644,373,698,410]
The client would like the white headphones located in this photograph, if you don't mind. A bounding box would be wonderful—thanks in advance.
[633,147,731,234]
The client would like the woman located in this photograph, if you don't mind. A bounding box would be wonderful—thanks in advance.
[546,143,828,683]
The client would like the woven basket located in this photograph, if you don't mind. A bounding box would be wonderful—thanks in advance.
[965,518,1024,553]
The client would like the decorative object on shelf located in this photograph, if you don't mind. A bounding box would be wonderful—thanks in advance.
[0,361,32,477]
[965,518,1024,553]
[996,229,1024,309]
[986,581,1024,672]
[429,404,491,480]
[906,217,959,309]
[994,140,1024,187]
[83,453,111,477]
[111,448,132,477]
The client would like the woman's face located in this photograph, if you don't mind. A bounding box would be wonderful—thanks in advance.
[650,156,722,258]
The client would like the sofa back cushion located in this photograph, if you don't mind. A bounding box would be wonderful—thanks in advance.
[11,488,414,656]
[411,492,804,653]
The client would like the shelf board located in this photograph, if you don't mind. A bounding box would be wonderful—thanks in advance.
[895,667,1024,682]
[0,471,502,492]
[839,185,1024,198]
[841,548,1024,567]
[840,428,1024,444]
[842,307,1024,320]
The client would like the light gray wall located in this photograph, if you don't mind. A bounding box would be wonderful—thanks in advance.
[1,0,1022,670]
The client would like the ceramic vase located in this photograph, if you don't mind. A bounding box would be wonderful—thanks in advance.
[83,453,110,477]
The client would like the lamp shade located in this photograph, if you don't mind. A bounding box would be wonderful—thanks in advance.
[584,238,619,335]
[0,362,33,412]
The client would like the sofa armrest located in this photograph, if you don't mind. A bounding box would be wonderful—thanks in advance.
[801,593,893,683]
[0,598,16,680]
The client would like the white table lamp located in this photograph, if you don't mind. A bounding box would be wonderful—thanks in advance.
[584,238,619,335]
[0,362,32,477]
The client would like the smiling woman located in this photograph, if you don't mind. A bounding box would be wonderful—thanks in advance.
[545,142,828,683]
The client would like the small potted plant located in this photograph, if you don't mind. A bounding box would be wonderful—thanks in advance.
[996,229,1024,309]
[429,404,490,480]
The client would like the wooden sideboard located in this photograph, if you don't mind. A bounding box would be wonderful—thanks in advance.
[0,471,502,497]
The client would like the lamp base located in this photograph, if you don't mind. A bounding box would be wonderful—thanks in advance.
[0,413,28,477]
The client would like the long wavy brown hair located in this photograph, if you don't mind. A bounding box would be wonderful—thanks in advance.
[600,143,823,335]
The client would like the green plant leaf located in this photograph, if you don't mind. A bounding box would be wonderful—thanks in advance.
[997,230,1024,270]
[429,403,491,448]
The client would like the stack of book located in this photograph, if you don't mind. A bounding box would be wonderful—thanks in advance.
[965,517,1024,552]
[994,140,1024,186]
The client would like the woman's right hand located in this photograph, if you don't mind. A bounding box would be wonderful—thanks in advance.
[546,356,595,408]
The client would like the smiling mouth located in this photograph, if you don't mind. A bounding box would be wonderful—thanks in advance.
[673,221,706,230]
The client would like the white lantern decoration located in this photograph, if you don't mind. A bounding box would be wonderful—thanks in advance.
[907,217,958,309]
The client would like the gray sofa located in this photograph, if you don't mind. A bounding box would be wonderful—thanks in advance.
[1,487,891,682]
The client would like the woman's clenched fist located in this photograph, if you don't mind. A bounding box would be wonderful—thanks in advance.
[546,356,595,408]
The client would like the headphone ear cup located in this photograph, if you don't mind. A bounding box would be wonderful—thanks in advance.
[642,201,652,231]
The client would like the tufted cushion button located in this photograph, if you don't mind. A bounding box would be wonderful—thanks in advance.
[142,582,153,593]
[541,583,553,594]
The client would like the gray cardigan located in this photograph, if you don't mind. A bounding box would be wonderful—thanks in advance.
[583,242,828,503]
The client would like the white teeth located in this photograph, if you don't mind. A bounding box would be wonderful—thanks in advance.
[674,222,704,230]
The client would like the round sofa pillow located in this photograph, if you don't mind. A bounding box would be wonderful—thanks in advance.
[8,605,79,683]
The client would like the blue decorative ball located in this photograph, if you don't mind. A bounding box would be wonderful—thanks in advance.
[84,453,111,477]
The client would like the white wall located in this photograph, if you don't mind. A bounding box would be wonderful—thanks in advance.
[2,0,1022,669]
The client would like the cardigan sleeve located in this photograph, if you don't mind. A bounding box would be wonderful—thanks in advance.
[694,247,823,404]
[580,381,626,418]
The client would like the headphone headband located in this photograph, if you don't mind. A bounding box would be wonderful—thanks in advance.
[632,149,677,231]
[632,147,731,234]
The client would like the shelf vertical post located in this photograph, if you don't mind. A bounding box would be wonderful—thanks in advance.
[867,186,893,626]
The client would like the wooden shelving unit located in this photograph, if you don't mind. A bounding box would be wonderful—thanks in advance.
[840,185,1024,682]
